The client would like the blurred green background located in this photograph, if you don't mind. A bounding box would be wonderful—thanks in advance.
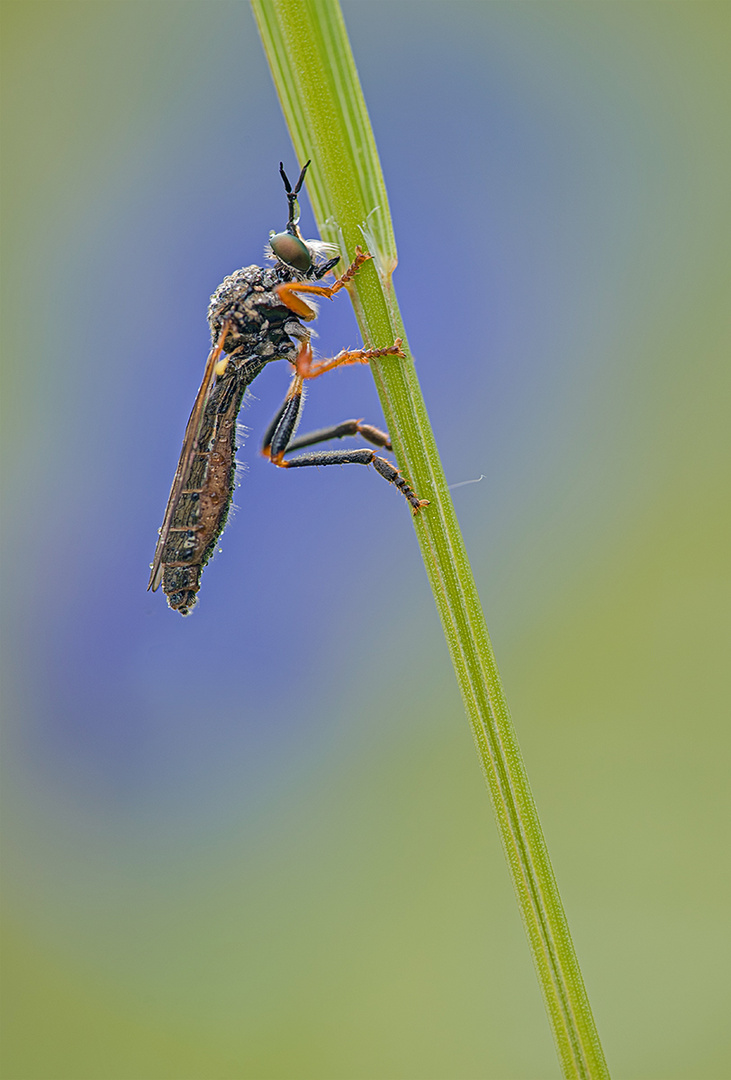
[1,3,729,1077]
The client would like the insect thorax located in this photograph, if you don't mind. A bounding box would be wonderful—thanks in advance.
[207,263,308,366]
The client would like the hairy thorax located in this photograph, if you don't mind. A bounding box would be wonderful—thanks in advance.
[207,264,310,365]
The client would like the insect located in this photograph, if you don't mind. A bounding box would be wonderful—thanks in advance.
[148,160,428,615]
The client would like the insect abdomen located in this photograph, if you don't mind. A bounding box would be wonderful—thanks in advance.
[160,376,244,615]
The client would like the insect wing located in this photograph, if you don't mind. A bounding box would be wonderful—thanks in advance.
[148,321,230,591]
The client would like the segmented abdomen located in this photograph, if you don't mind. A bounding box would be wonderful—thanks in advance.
[160,362,261,614]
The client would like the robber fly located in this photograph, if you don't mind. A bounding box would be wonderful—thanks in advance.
[148,161,428,615]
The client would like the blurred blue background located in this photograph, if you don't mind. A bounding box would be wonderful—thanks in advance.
[1,3,729,1077]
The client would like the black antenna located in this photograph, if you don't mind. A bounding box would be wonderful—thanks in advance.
[279,160,311,235]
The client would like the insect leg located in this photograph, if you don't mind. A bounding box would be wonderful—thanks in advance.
[261,339,427,513]
[261,342,395,459]
[273,447,428,515]
[261,373,306,461]
[285,419,392,454]
[274,246,372,320]
[295,338,405,380]
[260,335,402,454]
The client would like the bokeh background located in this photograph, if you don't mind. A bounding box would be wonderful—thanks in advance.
[2,3,729,1077]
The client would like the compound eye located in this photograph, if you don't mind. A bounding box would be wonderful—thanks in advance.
[269,231,312,272]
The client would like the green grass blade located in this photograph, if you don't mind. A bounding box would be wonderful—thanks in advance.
[251,2,610,1076]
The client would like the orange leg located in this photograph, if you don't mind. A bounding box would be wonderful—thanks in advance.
[259,325,427,513]
[275,246,372,320]
[261,334,404,463]
[294,339,405,381]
